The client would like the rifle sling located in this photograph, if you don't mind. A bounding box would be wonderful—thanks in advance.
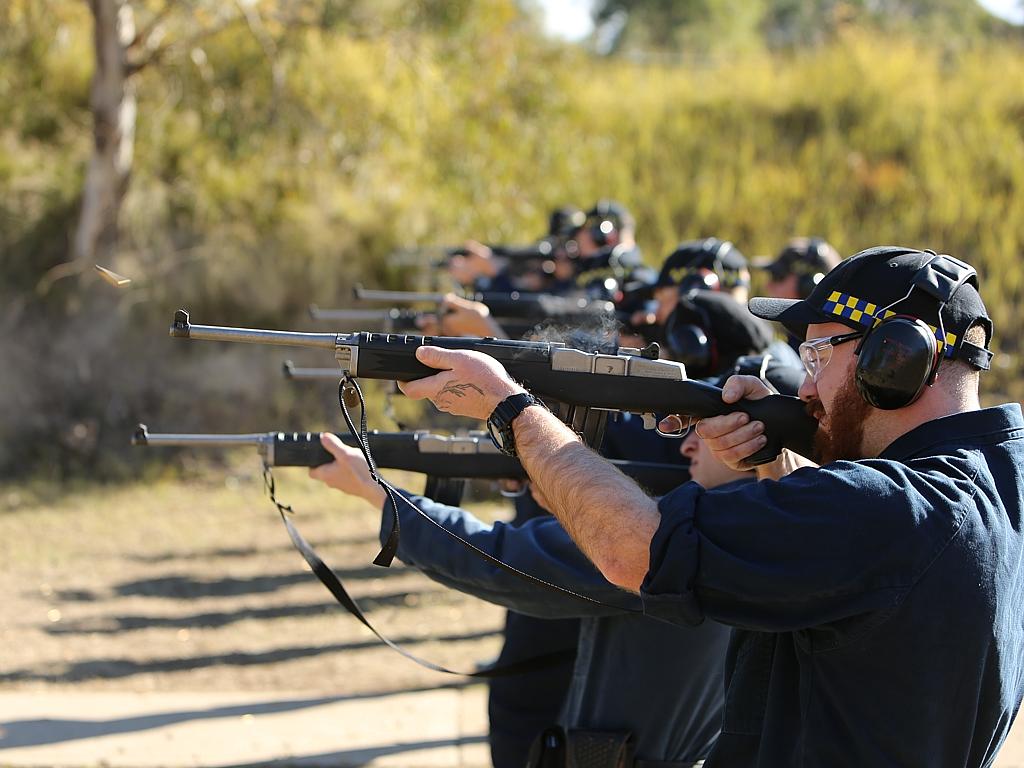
[263,464,575,678]
[249,373,647,678]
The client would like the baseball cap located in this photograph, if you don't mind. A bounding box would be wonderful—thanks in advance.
[585,200,635,232]
[655,238,748,289]
[548,205,587,238]
[752,237,841,280]
[748,246,993,370]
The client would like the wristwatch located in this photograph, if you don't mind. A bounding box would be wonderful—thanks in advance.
[487,392,546,457]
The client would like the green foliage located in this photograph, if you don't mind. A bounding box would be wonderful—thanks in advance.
[593,0,1017,54]
[1,0,1023,476]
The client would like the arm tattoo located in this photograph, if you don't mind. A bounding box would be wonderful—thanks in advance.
[438,381,484,398]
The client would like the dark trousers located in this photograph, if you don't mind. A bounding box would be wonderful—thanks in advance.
[488,609,579,768]
[486,494,579,768]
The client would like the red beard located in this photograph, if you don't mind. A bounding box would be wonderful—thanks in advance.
[807,377,871,464]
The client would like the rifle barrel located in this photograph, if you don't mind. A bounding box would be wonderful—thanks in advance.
[353,286,444,303]
[132,424,270,448]
[308,306,393,322]
[171,309,337,349]
[283,361,341,380]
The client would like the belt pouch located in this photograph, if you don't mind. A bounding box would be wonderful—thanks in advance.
[566,729,634,768]
[527,725,567,768]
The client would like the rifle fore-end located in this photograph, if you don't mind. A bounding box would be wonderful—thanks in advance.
[133,426,692,492]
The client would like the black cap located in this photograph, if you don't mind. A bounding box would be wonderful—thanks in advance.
[656,238,748,289]
[584,200,635,233]
[548,206,586,238]
[748,246,993,370]
[752,237,841,279]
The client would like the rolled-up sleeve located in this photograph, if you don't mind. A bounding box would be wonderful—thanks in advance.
[639,483,705,625]
[640,460,971,631]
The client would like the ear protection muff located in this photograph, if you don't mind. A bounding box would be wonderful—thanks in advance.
[853,253,977,410]
[702,238,747,289]
[676,269,721,294]
[665,294,718,377]
[854,316,940,410]
[586,201,619,248]
[797,238,827,298]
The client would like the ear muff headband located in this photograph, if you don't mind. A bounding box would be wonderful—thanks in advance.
[703,238,747,289]
[853,253,976,410]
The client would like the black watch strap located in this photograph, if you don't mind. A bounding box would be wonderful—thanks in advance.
[487,392,544,457]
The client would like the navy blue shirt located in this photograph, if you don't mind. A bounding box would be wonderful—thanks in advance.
[642,404,1024,767]
[381,493,731,762]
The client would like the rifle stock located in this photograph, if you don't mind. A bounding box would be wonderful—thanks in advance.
[170,310,817,464]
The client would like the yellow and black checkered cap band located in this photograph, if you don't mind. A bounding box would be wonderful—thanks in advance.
[822,291,958,357]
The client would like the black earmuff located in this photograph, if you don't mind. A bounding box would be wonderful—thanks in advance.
[664,297,718,377]
[853,253,977,410]
[587,201,617,248]
[854,316,940,410]
[797,238,827,298]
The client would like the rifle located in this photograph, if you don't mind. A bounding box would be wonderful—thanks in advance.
[389,240,558,265]
[307,303,582,340]
[307,306,422,332]
[169,310,816,464]
[352,285,617,324]
[132,424,691,498]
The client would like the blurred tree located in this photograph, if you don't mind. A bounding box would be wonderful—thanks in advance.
[39,0,296,293]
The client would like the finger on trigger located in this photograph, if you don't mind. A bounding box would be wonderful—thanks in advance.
[659,414,685,434]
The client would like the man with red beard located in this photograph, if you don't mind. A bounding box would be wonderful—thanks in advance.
[395,246,1024,767]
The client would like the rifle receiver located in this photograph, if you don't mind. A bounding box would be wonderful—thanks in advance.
[132,424,150,445]
[170,309,191,338]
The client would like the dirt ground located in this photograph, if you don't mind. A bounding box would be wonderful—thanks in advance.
[3,466,1024,767]
[0,467,506,699]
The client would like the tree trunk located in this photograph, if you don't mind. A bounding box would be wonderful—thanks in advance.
[73,0,136,265]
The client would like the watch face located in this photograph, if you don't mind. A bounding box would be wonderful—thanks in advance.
[483,421,507,450]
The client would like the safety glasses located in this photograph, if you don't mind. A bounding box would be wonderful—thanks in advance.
[798,330,864,381]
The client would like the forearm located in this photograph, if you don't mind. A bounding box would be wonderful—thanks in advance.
[512,406,661,592]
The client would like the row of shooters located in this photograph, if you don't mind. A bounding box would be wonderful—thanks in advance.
[144,199,847,768]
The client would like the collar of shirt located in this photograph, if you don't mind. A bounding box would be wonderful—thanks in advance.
[879,403,1024,462]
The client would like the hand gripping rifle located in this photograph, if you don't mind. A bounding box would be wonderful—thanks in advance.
[132,425,690,503]
[169,309,816,465]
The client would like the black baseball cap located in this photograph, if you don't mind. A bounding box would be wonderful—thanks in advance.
[655,238,748,289]
[752,237,841,279]
[585,200,635,232]
[748,246,993,370]
[549,205,586,238]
